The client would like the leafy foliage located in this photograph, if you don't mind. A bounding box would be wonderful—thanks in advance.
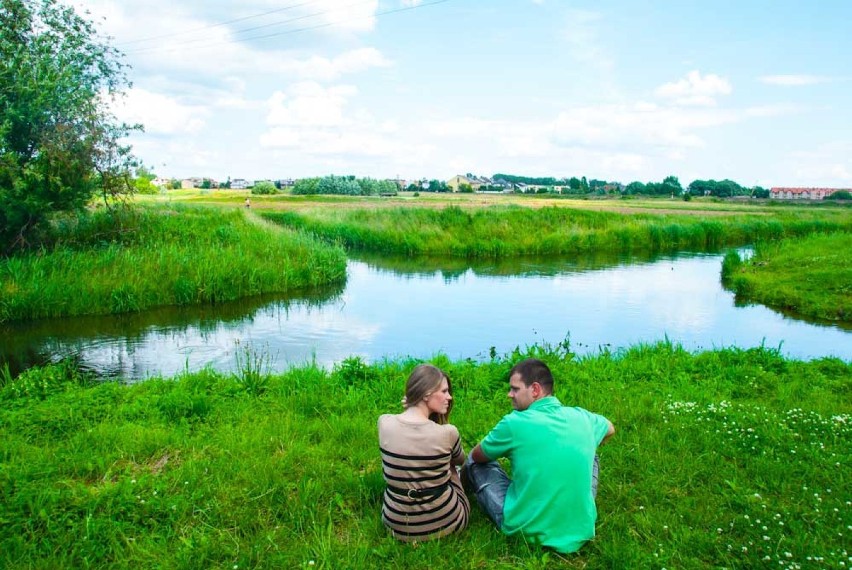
[291,175,397,196]
[251,180,277,195]
[0,0,139,253]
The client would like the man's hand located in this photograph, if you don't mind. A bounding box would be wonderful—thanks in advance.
[601,421,616,445]
[471,444,491,464]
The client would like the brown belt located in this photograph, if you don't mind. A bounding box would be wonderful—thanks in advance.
[385,481,450,500]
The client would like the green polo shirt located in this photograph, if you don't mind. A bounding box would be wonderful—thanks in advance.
[480,396,611,553]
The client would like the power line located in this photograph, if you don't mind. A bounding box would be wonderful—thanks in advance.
[117,0,321,47]
[125,0,377,54]
[122,0,451,56]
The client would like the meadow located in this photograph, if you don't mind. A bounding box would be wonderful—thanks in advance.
[0,204,347,323]
[2,193,849,322]
[259,203,851,258]
[1,342,849,569]
[722,232,851,323]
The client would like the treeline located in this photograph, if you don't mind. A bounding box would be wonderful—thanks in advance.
[492,173,616,193]
[291,175,398,196]
[495,173,770,198]
[687,179,769,198]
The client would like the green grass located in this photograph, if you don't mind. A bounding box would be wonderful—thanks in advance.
[260,205,851,258]
[1,342,849,568]
[0,205,347,323]
[722,232,852,322]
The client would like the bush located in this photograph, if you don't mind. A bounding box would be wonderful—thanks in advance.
[828,190,851,200]
[251,181,277,195]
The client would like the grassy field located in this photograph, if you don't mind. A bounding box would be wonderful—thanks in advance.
[0,205,347,323]
[145,188,852,216]
[1,342,849,569]
[259,204,850,258]
[722,232,852,322]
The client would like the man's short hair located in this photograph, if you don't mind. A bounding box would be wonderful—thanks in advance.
[510,358,554,394]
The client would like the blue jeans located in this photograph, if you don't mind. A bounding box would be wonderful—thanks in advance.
[465,455,600,529]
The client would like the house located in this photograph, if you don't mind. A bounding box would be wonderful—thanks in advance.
[769,187,845,200]
[447,174,495,192]
[230,178,249,190]
[181,177,202,189]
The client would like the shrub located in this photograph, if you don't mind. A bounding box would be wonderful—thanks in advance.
[251,181,277,195]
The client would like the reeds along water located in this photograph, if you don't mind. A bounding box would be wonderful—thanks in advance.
[262,207,850,257]
[720,231,852,322]
[0,205,347,323]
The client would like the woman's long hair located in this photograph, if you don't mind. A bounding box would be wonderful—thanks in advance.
[404,364,453,424]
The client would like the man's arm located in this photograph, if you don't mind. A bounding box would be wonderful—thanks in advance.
[470,443,491,464]
[600,420,615,445]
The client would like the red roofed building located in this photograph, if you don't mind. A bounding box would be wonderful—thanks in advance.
[770,187,848,200]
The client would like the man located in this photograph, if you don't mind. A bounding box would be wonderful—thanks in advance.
[466,358,615,553]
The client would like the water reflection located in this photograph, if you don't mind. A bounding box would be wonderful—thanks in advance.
[0,283,344,379]
[352,249,675,280]
[0,251,848,381]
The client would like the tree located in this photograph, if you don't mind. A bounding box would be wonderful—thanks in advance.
[625,181,646,195]
[132,164,158,194]
[427,179,448,192]
[751,186,769,199]
[1,0,138,253]
[251,180,277,195]
[662,175,683,195]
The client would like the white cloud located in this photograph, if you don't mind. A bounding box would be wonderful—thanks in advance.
[562,10,614,72]
[83,1,389,82]
[292,48,393,81]
[260,82,419,160]
[114,88,208,134]
[789,142,852,185]
[303,0,380,33]
[758,75,833,86]
[266,82,358,128]
[655,70,732,106]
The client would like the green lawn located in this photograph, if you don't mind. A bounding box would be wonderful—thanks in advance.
[723,232,852,322]
[2,342,849,568]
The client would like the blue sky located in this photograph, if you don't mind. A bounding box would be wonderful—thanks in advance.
[80,0,852,187]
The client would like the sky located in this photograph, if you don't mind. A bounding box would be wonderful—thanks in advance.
[76,0,852,188]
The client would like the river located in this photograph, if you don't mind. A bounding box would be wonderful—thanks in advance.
[1,250,849,380]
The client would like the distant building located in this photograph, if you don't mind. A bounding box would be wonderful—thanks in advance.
[181,177,202,189]
[231,178,249,190]
[447,174,494,192]
[769,187,846,200]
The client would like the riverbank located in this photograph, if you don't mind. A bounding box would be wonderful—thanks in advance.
[722,232,852,322]
[260,205,850,257]
[1,343,849,568]
[0,205,347,323]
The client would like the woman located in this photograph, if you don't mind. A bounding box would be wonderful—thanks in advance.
[378,363,470,541]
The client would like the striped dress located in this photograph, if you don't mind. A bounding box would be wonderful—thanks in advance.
[378,414,470,541]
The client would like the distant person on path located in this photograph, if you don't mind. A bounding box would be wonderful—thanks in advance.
[378,364,470,541]
[244,197,251,208]
[466,358,615,553]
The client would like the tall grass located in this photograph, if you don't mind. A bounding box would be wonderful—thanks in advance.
[261,206,850,258]
[722,232,852,322]
[0,205,347,323]
[1,342,849,568]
